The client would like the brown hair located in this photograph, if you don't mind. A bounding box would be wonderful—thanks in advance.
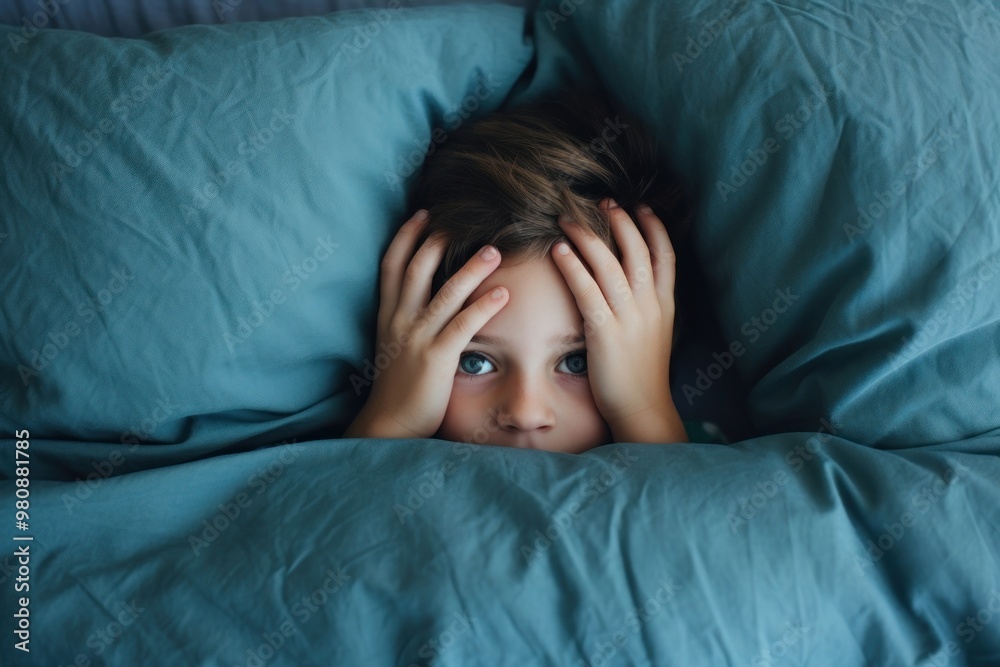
[410,84,696,339]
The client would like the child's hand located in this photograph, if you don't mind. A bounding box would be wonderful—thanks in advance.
[344,209,509,440]
[551,199,688,444]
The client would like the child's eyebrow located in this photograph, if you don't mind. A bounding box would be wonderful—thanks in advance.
[470,333,585,347]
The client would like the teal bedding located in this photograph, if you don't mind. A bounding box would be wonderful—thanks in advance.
[6,436,1000,664]
[2,0,999,664]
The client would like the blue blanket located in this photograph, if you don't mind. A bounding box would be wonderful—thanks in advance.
[3,434,999,664]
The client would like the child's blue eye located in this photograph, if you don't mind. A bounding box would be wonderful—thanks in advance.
[458,351,587,377]
[558,351,587,375]
[458,352,495,376]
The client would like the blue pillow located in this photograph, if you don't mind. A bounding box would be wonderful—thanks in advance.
[0,0,532,38]
[0,6,533,450]
[531,0,1000,447]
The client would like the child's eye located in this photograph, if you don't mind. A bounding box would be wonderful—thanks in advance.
[557,351,587,375]
[458,352,495,376]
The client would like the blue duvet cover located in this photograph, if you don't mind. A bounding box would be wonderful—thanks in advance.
[3,433,999,665]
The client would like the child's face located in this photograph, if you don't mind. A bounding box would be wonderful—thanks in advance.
[435,254,612,453]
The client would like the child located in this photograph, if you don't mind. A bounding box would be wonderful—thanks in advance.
[345,86,702,453]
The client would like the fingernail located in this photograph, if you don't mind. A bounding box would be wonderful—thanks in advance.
[637,203,652,214]
[558,214,573,225]
[608,198,619,209]
[491,287,505,300]
[414,209,429,221]
[480,245,498,260]
[556,242,570,255]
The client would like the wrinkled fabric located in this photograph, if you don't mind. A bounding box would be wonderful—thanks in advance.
[2,435,999,664]
[0,7,534,454]
[2,0,1000,664]
[0,0,533,38]
[531,0,1000,447]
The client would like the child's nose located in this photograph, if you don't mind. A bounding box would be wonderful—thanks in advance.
[499,376,555,432]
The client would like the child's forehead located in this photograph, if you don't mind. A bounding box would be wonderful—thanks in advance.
[468,254,585,330]
[482,253,563,290]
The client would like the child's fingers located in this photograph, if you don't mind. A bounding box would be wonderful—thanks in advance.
[422,244,503,335]
[435,284,508,355]
[379,210,432,326]
[550,238,613,328]
[557,211,631,315]
[604,199,657,308]
[394,228,450,323]
[633,203,677,315]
